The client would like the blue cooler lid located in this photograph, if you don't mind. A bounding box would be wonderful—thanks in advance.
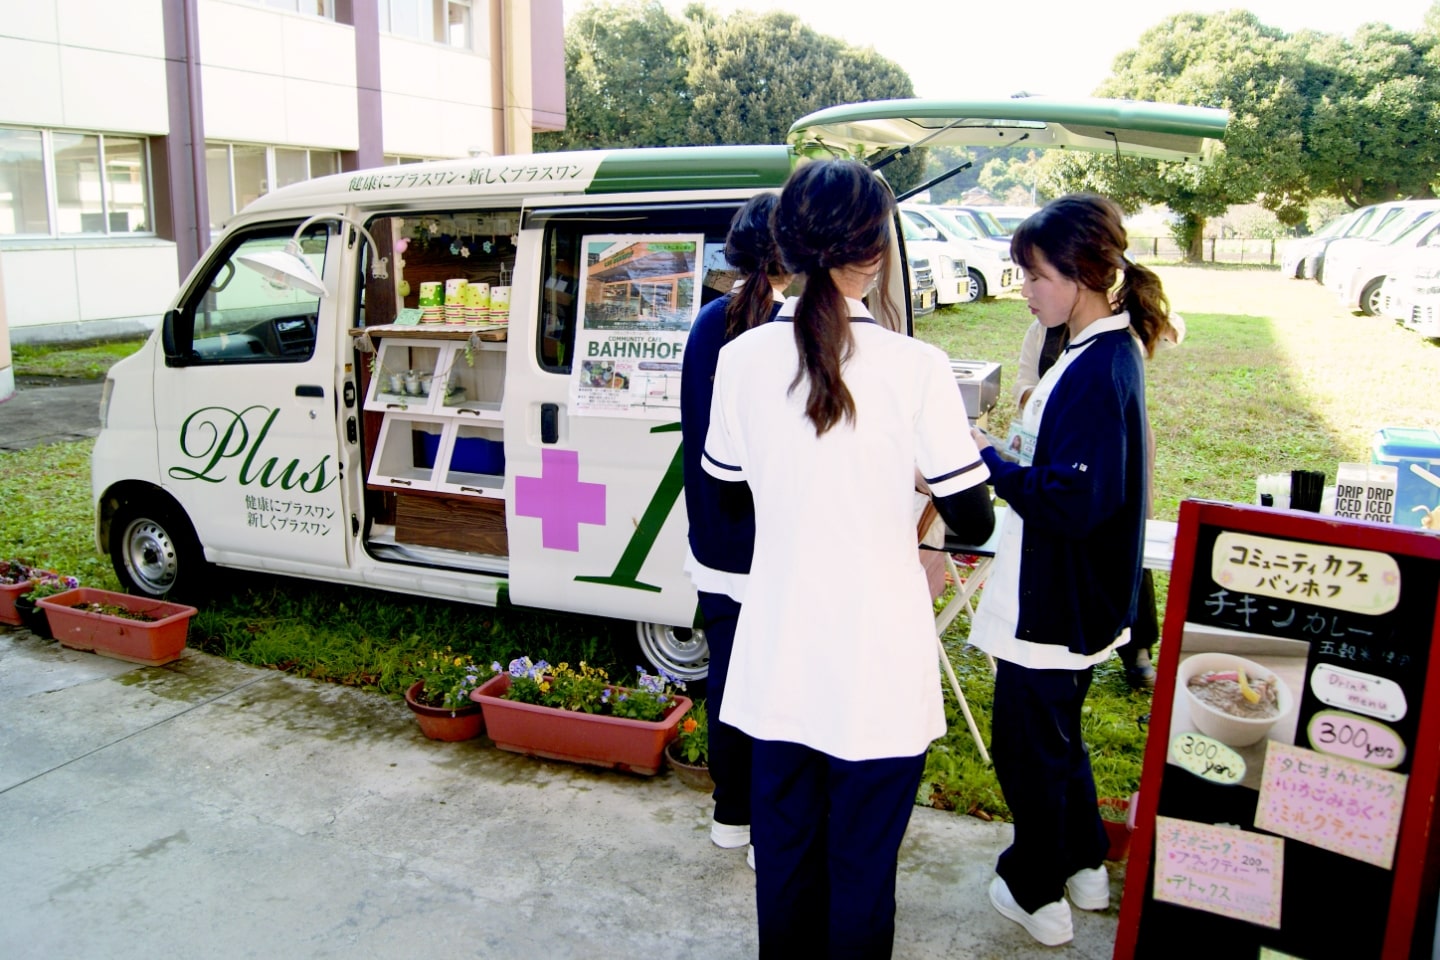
[1373,426,1440,459]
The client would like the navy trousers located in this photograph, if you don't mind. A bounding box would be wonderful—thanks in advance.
[699,591,751,827]
[1116,569,1158,670]
[990,658,1109,914]
[752,739,926,960]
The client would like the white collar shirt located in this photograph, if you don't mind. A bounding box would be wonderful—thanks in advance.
[702,296,988,760]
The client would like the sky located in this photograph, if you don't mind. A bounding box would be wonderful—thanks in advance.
[560,0,1436,99]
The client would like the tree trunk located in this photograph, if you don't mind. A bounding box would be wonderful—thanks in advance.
[1186,214,1206,263]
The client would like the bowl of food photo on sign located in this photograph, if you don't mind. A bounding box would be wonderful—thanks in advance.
[1179,652,1294,748]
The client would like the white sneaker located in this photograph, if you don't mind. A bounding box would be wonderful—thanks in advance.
[988,876,1074,946]
[1065,865,1110,911]
[711,819,750,849]
[746,845,756,870]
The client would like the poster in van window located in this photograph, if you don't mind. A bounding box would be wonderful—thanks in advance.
[570,234,703,418]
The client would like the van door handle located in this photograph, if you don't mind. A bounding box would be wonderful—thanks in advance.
[541,403,559,444]
[296,385,324,398]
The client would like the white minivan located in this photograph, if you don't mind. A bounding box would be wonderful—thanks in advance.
[899,204,1020,302]
[91,98,1225,679]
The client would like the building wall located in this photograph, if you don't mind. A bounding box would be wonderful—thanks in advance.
[0,0,564,363]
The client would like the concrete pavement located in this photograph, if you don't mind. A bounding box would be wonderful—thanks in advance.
[0,626,1126,959]
[0,376,105,451]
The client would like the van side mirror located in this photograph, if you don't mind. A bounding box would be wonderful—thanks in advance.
[162,308,196,367]
[921,227,939,241]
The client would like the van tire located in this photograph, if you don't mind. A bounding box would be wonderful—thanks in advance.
[110,500,210,601]
[634,621,710,685]
[962,269,987,303]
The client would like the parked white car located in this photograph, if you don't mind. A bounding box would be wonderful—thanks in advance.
[1311,200,1418,285]
[1279,210,1361,280]
[1378,244,1440,337]
[983,205,1039,234]
[900,204,1020,302]
[900,215,969,305]
[1324,201,1440,314]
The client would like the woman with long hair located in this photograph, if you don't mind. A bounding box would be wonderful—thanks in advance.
[968,193,1167,947]
[702,159,994,957]
[679,192,789,863]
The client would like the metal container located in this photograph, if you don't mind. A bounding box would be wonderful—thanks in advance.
[949,359,1001,420]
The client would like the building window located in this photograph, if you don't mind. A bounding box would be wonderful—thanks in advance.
[242,0,334,18]
[206,143,342,231]
[381,0,480,49]
[384,155,428,165]
[0,126,152,237]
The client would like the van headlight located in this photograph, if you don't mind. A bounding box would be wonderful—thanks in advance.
[998,251,1012,262]
[938,256,956,277]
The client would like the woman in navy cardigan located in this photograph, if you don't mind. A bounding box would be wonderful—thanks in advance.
[968,194,1175,947]
[679,193,788,859]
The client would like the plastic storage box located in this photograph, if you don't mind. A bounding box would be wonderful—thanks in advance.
[1372,427,1440,530]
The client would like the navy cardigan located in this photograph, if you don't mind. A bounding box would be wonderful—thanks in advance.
[979,327,1148,656]
[680,292,780,576]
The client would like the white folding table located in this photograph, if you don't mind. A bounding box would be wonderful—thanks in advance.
[932,508,1178,763]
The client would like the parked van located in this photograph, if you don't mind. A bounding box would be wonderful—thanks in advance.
[900,215,969,305]
[1324,201,1440,314]
[899,204,1020,302]
[91,98,1225,680]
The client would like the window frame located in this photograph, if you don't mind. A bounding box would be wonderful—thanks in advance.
[0,125,154,240]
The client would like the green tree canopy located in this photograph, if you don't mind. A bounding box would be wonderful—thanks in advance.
[536,1,925,191]
[1055,9,1440,259]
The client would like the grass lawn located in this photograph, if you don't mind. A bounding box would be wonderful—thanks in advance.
[3,264,1437,818]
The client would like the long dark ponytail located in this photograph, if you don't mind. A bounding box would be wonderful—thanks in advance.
[1010,193,1171,356]
[723,193,784,341]
[772,160,895,435]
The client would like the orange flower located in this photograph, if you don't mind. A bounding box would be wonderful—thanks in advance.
[682,717,698,734]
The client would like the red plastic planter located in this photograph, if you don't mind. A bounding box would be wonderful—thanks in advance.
[1099,797,1133,861]
[37,588,197,666]
[0,568,54,626]
[404,680,486,742]
[471,673,691,776]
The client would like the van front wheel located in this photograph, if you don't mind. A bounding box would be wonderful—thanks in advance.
[110,500,209,600]
[634,621,710,685]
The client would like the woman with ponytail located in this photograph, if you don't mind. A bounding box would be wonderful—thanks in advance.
[702,159,994,957]
[967,193,1163,947]
[680,192,789,862]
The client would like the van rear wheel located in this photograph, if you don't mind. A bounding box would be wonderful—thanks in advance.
[110,500,209,601]
[634,621,709,685]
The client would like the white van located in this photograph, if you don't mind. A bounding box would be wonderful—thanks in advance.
[91,98,1225,680]
[899,204,1020,302]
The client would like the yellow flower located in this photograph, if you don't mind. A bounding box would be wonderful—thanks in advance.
[453,656,463,667]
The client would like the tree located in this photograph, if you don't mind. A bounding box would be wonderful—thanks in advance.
[1058,10,1312,260]
[532,1,691,152]
[537,2,926,191]
[1297,24,1440,206]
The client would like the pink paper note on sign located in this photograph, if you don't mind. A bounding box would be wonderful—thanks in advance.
[1153,816,1284,929]
[1254,740,1407,869]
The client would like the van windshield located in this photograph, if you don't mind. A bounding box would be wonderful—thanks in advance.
[927,209,981,241]
[1376,209,1436,245]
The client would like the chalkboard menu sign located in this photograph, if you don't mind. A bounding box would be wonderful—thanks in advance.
[1115,500,1440,960]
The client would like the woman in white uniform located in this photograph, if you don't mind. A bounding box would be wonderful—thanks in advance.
[702,159,994,959]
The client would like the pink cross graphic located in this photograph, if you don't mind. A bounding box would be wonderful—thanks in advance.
[514,448,607,551]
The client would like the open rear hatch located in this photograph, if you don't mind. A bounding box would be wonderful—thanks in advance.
[788,97,1228,167]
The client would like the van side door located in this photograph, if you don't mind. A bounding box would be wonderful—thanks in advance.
[154,220,350,571]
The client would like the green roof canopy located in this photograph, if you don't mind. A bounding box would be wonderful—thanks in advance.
[788,97,1229,165]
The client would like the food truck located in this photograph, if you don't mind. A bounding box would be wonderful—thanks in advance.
[90,98,1226,681]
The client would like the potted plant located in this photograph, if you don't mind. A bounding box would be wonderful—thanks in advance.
[471,657,692,776]
[665,698,714,792]
[13,574,81,640]
[1098,794,1135,861]
[403,649,491,742]
[0,558,55,626]
[36,587,198,666]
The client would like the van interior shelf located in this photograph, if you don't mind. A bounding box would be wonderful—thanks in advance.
[349,324,508,342]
